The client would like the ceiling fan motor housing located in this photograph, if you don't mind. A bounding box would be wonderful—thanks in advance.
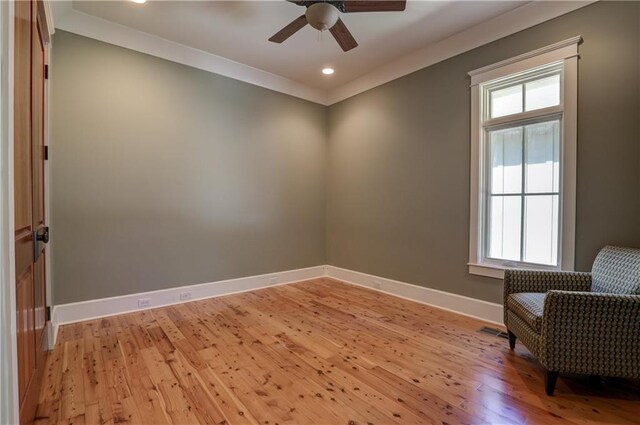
[305,2,340,31]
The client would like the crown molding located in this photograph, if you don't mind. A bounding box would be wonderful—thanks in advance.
[51,1,329,105]
[52,1,596,107]
[327,1,595,105]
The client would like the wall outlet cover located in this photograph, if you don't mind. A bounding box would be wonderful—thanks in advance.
[179,292,193,301]
[137,298,152,308]
[269,276,279,284]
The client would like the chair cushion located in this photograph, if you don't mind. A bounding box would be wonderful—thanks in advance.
[592,245,640,294]
[507,293,546,332]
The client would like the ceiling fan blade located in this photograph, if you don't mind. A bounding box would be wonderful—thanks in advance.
[329,18,358,52]
[269,15,308,43]
[343,1,406,12]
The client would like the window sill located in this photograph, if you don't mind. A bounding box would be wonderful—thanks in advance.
[468,263,506,279]
[468,261,565,279]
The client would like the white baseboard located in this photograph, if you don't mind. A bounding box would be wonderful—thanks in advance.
[51,264,504,346]
[325,266,503,326]
[48,317,58,349]
[52,265,326,335]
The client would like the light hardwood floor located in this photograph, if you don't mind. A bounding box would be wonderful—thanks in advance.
[37,278,639,425]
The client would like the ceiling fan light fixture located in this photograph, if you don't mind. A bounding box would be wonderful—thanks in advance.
[131,0,147,4]
[305,2,340,31]
[322,67,335,75]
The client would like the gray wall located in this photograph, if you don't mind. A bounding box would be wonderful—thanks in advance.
[52,1,640,306]
[326,1,640,303]
[51,31,327,304]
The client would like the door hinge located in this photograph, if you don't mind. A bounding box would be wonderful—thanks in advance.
[46,306,51,322]
[45,64,49,80]
[44,145,48,160]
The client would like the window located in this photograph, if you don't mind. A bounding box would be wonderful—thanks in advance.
[468,37,580,279]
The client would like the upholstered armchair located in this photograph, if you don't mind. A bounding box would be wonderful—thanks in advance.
[504,245,640,395]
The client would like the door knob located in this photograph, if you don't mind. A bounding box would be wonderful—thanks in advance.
[33,227,49,262]
[36,227,49,244]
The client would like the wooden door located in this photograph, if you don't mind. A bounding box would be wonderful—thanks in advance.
[14,1,49,423]
[32,0,48,351]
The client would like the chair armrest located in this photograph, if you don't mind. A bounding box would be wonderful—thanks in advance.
[540,291,640,377]
[503,270,591,328]
[503,270,591,312]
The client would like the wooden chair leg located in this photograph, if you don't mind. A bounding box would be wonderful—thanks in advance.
[588,374,602,387]
[545,370,559,396]
[508,331,516,350]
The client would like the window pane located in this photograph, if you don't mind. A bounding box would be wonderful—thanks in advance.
[490,127,522,194]
[489,195,521,261]
[490,84,522,118]
[525,121,560,193]
[523,195,559,265]
[525,74,560,111]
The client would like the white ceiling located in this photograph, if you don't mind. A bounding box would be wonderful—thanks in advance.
[64,0,529,90]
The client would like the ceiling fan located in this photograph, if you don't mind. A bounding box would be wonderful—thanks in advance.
[268,1,407,52]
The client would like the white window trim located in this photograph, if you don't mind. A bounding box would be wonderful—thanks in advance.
[468,36,581,279]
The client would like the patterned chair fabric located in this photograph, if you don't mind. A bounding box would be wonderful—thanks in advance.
[507,293,545,332]
[503,245,640,386]
[503,270,591,325]
[541,291,640,377]
[591,245,640,294]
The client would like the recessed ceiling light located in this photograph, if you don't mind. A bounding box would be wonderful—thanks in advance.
[131,0,146,4]
[322,68,335,75]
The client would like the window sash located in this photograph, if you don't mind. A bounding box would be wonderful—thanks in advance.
[483,64,563,121]
[484,194,560,265]
[481,114,563,268]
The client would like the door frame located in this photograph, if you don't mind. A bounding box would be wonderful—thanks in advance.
[0,1,54,423]
[0,1,19,423]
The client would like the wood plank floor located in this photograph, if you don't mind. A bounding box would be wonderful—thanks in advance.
[37,278,639,425]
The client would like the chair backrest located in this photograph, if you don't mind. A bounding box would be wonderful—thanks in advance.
[592,245,640,294]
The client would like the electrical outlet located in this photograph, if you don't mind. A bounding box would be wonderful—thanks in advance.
[180,291,192,301]
[373,280,382,289]
[138,298,152,308]
[269,276,279,284]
